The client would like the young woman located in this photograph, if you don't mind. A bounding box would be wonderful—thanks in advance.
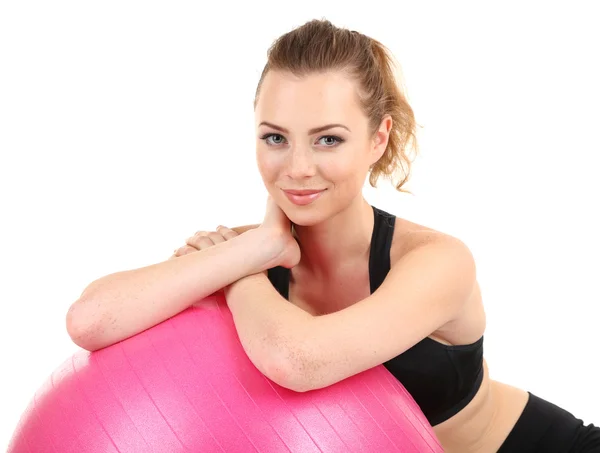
[66,19,600,452]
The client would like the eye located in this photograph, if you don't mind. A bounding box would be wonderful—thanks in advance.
[318,135,344,147]
[259,133,345,148]
[260,133,287,146]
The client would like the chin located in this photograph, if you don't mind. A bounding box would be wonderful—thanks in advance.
[283,207,325,227]
[279,200,329,227]
[289,215,323,227]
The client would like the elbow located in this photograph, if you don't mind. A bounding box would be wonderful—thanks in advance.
[65,299,104,352]
[261,343,318,393]
[284,378,317,393]
[65,301,84,343]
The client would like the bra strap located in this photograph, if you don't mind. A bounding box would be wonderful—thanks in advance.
[369,206,396,293]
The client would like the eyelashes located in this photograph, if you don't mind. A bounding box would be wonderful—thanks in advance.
[259,133,345,148]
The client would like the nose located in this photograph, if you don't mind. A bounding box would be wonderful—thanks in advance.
[285,145,317,179]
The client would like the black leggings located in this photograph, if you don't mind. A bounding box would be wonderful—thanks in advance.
[497,392,600,452]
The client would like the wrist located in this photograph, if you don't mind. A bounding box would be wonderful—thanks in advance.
[241,228,285,273]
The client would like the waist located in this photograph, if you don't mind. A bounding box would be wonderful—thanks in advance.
[433,362,530,453]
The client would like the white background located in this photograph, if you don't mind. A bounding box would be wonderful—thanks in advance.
[1,1,599,449]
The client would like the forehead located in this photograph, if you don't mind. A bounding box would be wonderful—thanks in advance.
[255,70,364,128]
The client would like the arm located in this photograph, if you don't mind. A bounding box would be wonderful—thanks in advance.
[224,273,314,382]
[66,227,279,352]
[225,237,476,392]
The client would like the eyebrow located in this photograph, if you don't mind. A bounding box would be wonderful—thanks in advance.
[258,121,351,135]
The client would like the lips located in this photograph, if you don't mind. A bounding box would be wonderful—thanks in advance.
[282,188,326,206]
[283,189,325,195]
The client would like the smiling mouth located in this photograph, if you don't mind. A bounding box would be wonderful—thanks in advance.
[282,189,326,205]
[283,189,325,195]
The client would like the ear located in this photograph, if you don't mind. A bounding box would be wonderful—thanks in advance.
[370,115,393,164]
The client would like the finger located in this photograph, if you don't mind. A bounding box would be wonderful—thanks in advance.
[176,244,197,256]
[216,225,238,240]
[206,231,226,245]
[185,231,209,250]
[190,236,216,250]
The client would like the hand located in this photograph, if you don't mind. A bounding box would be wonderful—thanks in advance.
[258,196,301,269]
[169,225,238,259]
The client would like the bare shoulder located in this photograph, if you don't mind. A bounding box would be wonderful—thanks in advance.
[390,216,485,344]
[389,216,469,264]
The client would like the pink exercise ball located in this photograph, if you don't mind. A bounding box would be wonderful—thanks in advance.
[8,292,442,453]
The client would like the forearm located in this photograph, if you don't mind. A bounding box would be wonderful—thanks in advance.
[224,273,313,385]
[68,229,279,351]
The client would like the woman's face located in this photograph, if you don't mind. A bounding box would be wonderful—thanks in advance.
[254,70,389,226]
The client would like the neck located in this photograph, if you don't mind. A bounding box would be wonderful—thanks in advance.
[292,196,374,279]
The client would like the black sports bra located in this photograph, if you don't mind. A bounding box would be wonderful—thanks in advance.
[267,205,484,426]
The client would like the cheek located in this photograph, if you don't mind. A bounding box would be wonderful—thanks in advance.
[255,150,279,181]
[320,153,366,186]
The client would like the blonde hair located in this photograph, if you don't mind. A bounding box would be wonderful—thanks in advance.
[254,19,420,193]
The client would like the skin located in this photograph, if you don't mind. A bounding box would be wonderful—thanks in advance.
[182,70,531,452]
